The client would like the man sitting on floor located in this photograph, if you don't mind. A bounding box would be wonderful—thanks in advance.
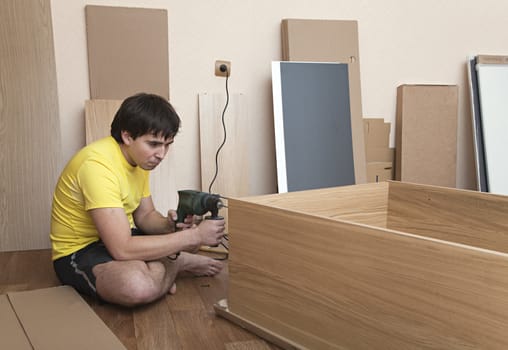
[50,93,225,307]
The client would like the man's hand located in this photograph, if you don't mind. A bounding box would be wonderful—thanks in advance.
[167,209,194,231]
[191,218,225,248]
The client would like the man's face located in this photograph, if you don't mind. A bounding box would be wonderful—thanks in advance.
[121,132,174,170]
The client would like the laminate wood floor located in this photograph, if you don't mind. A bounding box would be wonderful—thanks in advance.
[0,249,280,350]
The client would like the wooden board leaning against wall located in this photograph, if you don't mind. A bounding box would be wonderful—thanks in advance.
[0,0,62,251]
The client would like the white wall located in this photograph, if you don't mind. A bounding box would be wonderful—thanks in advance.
[51,0,508,209]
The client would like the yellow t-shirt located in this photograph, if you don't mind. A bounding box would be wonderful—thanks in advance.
[50,136,150,260]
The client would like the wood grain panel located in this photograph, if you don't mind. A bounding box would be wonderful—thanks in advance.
[199,92,251,236]
[228,191,508,349]
[387,181,508,253]
[239,182,388,227]
[0,0,62,251]
[85,99,122,144]
[199,93,250,197]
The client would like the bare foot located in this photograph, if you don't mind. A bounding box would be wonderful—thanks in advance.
[178,252,224,276]
[169,283,177,295]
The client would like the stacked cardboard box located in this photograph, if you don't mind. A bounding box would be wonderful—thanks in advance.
[363,118,394,182]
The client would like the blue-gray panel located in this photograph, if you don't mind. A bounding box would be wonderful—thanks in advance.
[280,62,355,191]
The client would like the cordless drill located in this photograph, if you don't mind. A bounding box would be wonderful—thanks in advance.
[176,190,224,223]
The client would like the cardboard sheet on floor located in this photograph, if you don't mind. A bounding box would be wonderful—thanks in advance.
[85,5,169,100]
[0,286,125,350]
[281,19,366,184]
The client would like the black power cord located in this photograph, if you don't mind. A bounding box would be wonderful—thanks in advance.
[207,64,230,258]
[208,64,230,194]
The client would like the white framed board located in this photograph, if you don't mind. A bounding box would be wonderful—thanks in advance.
[272,61,355,193]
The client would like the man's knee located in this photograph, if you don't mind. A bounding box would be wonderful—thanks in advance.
[94,260,162,306]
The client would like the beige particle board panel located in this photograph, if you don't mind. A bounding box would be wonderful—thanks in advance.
[0,0,62,251]
[395,85,458,187]
[221,181,508,349]
[281,19,366,184]
[85,5,169,100]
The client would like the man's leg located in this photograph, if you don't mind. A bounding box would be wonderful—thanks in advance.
[93,253,224,307]
[93,258,178,307]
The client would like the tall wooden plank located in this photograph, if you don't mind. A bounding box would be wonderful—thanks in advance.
[0,0,62,251]
[84,99,122,144]
[198,93,250,236]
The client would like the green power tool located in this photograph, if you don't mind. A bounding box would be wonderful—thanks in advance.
[176,190,224,223]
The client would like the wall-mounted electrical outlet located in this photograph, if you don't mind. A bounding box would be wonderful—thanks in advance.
[215,60,231,77]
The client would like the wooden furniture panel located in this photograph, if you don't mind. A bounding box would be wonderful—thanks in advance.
[85,99,122,144]
[198,93,250,239]
[0,0,62,251]
[243,182,388,227]
[387,181,508,253]
[225,182,508,349]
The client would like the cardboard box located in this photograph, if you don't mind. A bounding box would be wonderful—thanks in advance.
[0,286,125,350]
[395,85,458,187]
[220,181,508,349]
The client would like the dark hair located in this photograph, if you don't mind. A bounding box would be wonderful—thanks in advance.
[111,93,181,143]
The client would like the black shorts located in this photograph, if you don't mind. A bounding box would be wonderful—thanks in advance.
[53,240,113,298]
[53,229,144,298]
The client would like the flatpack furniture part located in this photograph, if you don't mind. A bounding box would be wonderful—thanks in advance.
[217,181,508,349]
[85,5,169,100]
[395,85,458,188]
[272,62,355,192]
[1,286,126,350]
[281,19,366,184]
[474,55,508,195]
[0,0,62,251]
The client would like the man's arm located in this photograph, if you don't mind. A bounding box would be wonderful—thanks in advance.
[132,196,175,234]
[89,206,199,261]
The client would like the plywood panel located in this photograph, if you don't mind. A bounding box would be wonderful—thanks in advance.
[198,93,251,228]
[0,0,62,251]
[228,190,508,349]
[85,5,169,100]
[85,99,122,144]
[387,181,508,253]
[242,182,388,227]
